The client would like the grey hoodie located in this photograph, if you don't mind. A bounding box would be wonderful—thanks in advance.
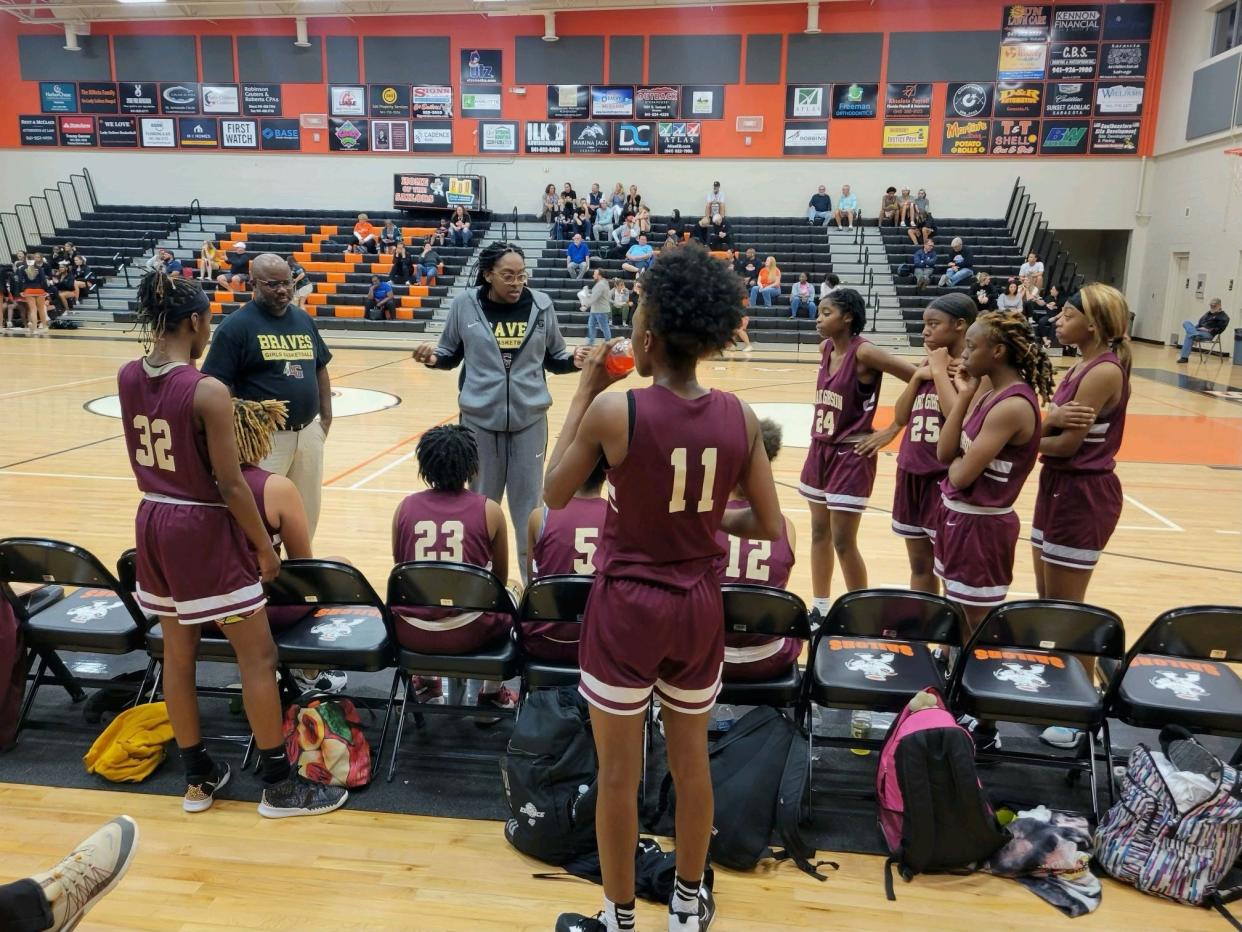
[432,286,576,432]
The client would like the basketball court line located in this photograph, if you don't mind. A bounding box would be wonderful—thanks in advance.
[324,413,456,488]
[0,433,123,470]
[0,375,115,400]
[1121,493,1183,531]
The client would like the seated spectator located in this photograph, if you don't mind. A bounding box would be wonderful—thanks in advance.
[379,220,403,255]
[610,213,638,256]
[997,278,1024,312]
[587,182,604,210]
[628,278,643,318]
[789,272,815,319]
[593,200,615,242]
[414,238,440,285]
[70,254,96,302]
[145,248,180,276]
[624,184,642,217]
[573,200,593,239]
[636,205,652,236]
[199,239,218,281]
[432,216,450,247]
[936,237,974,286]
[1028,283,1062,347]
[288,256,312,309]
[834,185,860,229]
[907,190,935,245]
[216,243,249,292]
[2,256,19,330]
[819,272,841,302]
[449,206,473,247]
[704,180,726,218]
[541,183,558,225]
[609,182,626,219]
[344,241,362,255]
[53,241,78,265]
[662,229,681,251]
[748,256,781,307]
[51,261,76,313]
[912,239,937,289]
[807,185,833,226]
[621,234,655,277]
[566,233,590,280]
[879,186,899,227]
[561,181,577,202]
[389,242,411,285]
[738,247,760,287]
[1178,297,1230,363]
[698,213,730,249]
[1019,251,1044,290]
[897,187,915,226]
[1020,278,1042,311]
[580,268,611,345]
[366,275,396,320]
[973,271,998,314]
[609,277,631,326]
[353,213,378,254]
[553,194,576,240]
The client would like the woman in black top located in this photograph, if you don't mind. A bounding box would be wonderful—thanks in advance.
[52,262,77,313]
[389,243,411,286]
[624,184,642,217]
[14,252,50,334]
[1,256,18,329]
[449,207,473,247]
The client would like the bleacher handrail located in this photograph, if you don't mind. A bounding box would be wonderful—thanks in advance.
[57,181,81,223]
[43,188,68,231]
[189,198,204,232]
[1004,180,1080,293]
[14,204,39,251]
[74,169,97,212]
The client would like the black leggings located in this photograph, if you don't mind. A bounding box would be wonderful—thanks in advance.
[0,878,52,932]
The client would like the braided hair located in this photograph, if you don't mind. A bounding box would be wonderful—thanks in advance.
[134,269,210,350]
[416,424,479,491]
[233,398,289,466]
[975,311,1055,405]
[474,241,526,288]
[826,288,867,335]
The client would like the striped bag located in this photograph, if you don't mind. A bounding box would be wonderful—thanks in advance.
[1095,725,1242,923]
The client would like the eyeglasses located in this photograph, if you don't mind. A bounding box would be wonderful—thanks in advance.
[493,271,529,285]
[254,278,293,290]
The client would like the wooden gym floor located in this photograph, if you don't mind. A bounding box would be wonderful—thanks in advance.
[1,333,1240,931]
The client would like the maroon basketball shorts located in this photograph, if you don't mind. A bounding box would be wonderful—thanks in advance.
[393,608,511,655]
[578,573,724,715]
[133,498,265,625]
[932,497,1020,607]
[1031,468,1123,570]
[891,467,944,540]
[722,636,802,683]
[522,621,581,665]
[798,440,877,512]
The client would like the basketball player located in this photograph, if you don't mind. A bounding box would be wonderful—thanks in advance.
[1032,285,1131,750]
[714,418,801,682]
[545,243,782,932]
[391,424,516,711]
[524,457,609,664]
[799,289,915,622]
[118,270,347,818]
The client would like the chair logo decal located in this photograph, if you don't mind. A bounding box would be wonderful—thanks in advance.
[67,600,123,623]
[845,652,898,682]
[993,662,1050,693]
[1149,671,1208,702]
[310,618,365,642]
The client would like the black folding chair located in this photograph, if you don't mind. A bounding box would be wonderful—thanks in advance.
[385,561,518,782]
[719,584,812,710]
[948,599,1126,819]
[513,574,593,701]
[0,537,148,736]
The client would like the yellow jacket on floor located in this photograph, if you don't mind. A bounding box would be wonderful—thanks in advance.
[83,701,174,783]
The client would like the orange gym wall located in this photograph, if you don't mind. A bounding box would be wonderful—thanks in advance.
[0,0,1169,159]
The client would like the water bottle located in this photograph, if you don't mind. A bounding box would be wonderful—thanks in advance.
[605,338,635,376]
[711,703,737,733]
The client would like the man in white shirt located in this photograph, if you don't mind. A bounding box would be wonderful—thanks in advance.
[1018,251,1044,289]
[833,185,860,229]
[704,180,725,218]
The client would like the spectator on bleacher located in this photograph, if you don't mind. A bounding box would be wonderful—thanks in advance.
[897,188,915,227]
[345,241,362,256]
[834,185,860,229]
[624,184,642,217]
[53,241,78,266]
[449,206,473,247]
[366,275,396,321]
[353,213,378,254]
[289,256,312,309]
[738,247,760,286]
[789,272,815,319]
[609,277,631,326]
[50,261,76,314]
[748,256,781,307]
[588,183,604,210]
[820,272,841,302]
[14,254,49,335]
[997,278,1024,312]
[199,239,218,281]
[704,180,726,217]
[541,183,558,225]
[1178,298,1230,363]
[414,238,441,285]
[662,229,681,251]
[573,200,594,239]
[553,194,576,240]
[216,243,250,293]
[145,248,176,275]
[634,205,651,237]
[562,182,577,201]
[936,237,974,286]
[380,220,403,255]
[566,233,591,281]
[912,239,937,290]
[621,234,655,277]
[665,208,686,242]
[973,271,998,313]
[71,254,96,303]
[807,185,833,226]
[698,213,730,249]
[609,182,626,219]
[1020,278,1042,313]
[581,268,612,345]
[1019,251,1044,290]
[610,213,638,256]
[907,189,935,244]
[1028,284,1062,347]
[592,200,615,242]
[1,255,18,330]
[880,186,900,227]
[432,216,450,247]
[390,243,411,285]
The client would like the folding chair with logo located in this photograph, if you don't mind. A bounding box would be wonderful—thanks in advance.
[513,574,593,703]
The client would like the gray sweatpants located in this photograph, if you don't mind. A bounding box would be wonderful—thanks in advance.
[461,413,548,583]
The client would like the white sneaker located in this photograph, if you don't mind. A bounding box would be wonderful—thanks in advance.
[32,815,140,932]
[741,344,754,353]
[290,668,348,694]
[1040,726,1083,749]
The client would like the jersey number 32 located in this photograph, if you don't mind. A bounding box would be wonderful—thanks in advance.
[132,416,176,471]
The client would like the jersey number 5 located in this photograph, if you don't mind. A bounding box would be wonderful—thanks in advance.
[132,416,176,471]
[573,527,599,574]
[669,447,718,514]
[412,520,464,562]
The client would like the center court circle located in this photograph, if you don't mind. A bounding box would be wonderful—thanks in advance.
[84,386,401,419]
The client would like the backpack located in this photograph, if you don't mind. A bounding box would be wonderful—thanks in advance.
[654,705,833,880]
[539,837,714,905]
[896,263,914,279]
[500,687,598,865]
[876,689,1008,899]
[1095,725,1242,924]
[282,695,372,788]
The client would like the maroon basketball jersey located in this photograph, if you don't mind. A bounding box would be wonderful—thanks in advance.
[117,359,221,503]
[713,501,794,588]
[532,496,610,577]
[595,386,749,588]
[939,383,1040,509]
[393,489,494,570]
[1041,352,1129,474]
[810,336,881,444]
[896,378,948,476]
[241,464,279,545]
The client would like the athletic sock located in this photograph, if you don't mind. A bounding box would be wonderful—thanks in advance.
[605,897,636,932]
[670,876,701,915]
[811,597,831,615]
[179,743,215,783]
[257,744,292,786]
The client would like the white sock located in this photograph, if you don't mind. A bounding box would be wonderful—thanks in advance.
[670,876,700,915]
[605,896,636,932]
[812,597,831,614]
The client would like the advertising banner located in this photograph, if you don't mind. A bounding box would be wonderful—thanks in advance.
[1100,42,1148,78]
[460,91,502,118]
[220,119,257,148]
[1095,82,1144,115]
[369,85,410,119]
[479,120,518,153]
[98,116,138,147]
[259,118,301,150]
[412,86,453,119]
[942,118,990,155]
[242,84,282,116]
[1051,4,1102,41]
[1048,42,1099,79]
[947,83,994,118]
[461,49,502,85]
[1090,119,1140,153]
[1001,4,1052,41]
[525,120,567,154]
[201,85,239,114]
[329,118,368,151]
[657,121,702,155]
[998,43,1048,81]
[570,120,613,154]
[18,116,58,146]
[160,84,200,115]
[613,121,655,154]
[882,124,930,154]
[40,83,78,113]
[994,81,1043,118]
[783,123,828,155]
[1039,120,1090,154]
[990,118,1040,155]
[140,118,176,147]
[177,117,218,147]
[786,86,828,119]
[884,83,933,119]
[59,115,96,147]
[635,86,680,119]
[411,121,453,153]
[329,86,366,117]
[1043,82,1094,117]
[371,120,409,152]
[590,86,635,119]
[832,83,879,118]
[680,86,724,120]
[547,85,589,119]
[79,83,119,114]
[394,173,484,211]
[120,83,159,115]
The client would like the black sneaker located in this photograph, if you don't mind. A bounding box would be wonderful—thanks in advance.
[183,762,231,813]
[808,607,826,636]
[973,727,1003,755]
[257,776,349,819]
[670,886,716,931]
[555,913,609,932]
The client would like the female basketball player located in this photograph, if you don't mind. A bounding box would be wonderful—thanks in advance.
[800,289,915,622]
[118,270,347,818]
[545,243,782,932]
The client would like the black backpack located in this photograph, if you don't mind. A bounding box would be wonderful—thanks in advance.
[500,687,598,865]
[653,706,834,880]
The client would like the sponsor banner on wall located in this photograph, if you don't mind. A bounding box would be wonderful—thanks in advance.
[1044,82,1094,117]
[120,83,159,115]
[570,120,612,154]
[614,121,655,154]
[371,120,410,152]
[786,86,828,119]
[19,116,58,146]
[590,86,635,119]
[942,118,991,155]
[680,86,724,120]
[547,85,589,119]
[394,173,483,211]
[1039,120,1090,154]
[1090,118,1140,152]
[1049,42,1099,79]
[79,83,119,114]
[98,116,138,147]
[260,118,301,150]
[1001,4,1052,42]
[461,49,502,85]
[177,117,218,147]
[329,118,368,151]
[478,120,518,153]
[657,121,701,155]
[882,124,930,154]
[1052,4,1103,40]
[160,84,200,115]
[783,122,828,155]
[1103,3,1155,40]
[412,86,453,119]
[832,83,879,118]
[525,120,567,154]
[59,116,96,147]
[1099,42,1148,78]
[635,86,680,119]
[243,84,282,116]
[140,118,176,148]
[369,85,410,119]
[990,118,1039,155]
[40,83,78,113]
[884,83,933,118]
[329,86,366,117]
[220,119,257,148]
[947,82,994,118]
[1095,82,1144,115]
[411,121,453,153]
[998,43,1048,80]
[460,91,502,118]
[202,85,239,114]
[994,81,1043,118]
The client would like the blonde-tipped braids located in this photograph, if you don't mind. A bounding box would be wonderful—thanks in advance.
[232,398,289,465]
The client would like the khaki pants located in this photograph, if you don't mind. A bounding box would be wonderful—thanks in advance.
[261,420,326,538]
